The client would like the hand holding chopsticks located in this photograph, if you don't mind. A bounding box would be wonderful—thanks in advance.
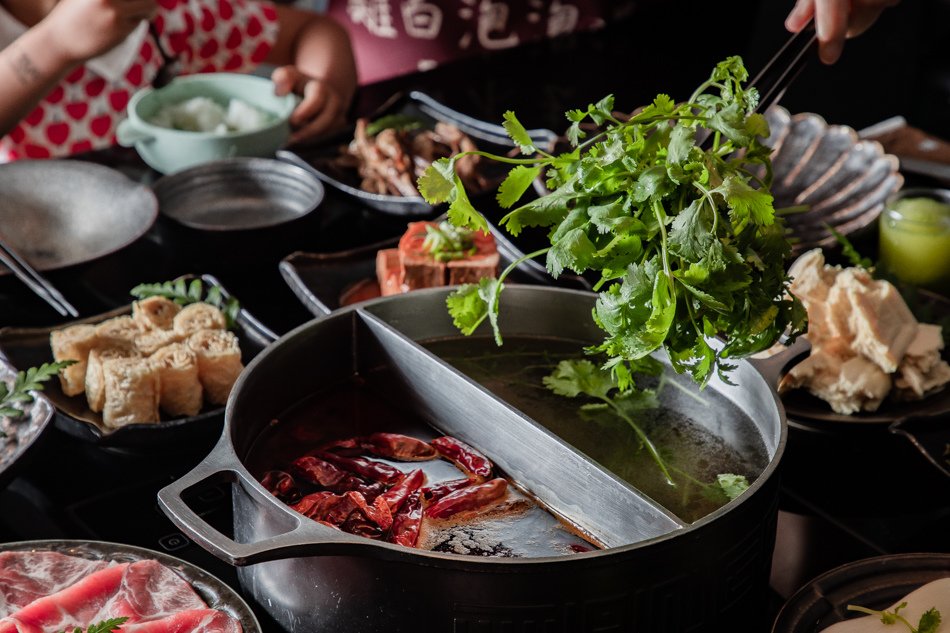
[785,0,899,65]
[0,237,78,318]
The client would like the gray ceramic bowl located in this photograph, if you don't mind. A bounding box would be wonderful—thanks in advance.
[152,157,325,231]
[765,106,903,253]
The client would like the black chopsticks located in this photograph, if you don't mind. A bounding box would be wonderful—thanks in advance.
[0,236,78,318]
[750,22,818,114]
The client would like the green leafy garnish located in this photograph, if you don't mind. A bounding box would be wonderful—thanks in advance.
[848,602,942,633]
[422,221,477,261]
[829,225,874,269]
[420,56,806,392]
[0,361,75,420]
[61,616,129,633]
[365,114,424,136]
[716,473,750,500]
[544,359,670,485]
[130,278,240,329]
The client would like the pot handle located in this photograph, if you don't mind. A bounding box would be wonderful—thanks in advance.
[157,446,371,566]
[116,119,155,146]
[744,335,812,387]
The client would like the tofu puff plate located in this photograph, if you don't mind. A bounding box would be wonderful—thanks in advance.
[0,276,276,448]
[0,540,260,633]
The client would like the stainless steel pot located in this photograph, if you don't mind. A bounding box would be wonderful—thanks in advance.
[159,286,795,632]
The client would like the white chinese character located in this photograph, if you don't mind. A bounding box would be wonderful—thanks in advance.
[347,0,397,38]
[546,0,579,38]
[476,1,519,50]
[401,0,443,39]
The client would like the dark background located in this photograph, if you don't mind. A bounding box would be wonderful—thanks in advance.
[351,0,949,141]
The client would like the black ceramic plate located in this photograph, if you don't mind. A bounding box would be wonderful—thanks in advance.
[279,224,590,317]
[781,291,950,426]
[277,91,558,217]
[0,275,277,448]
[778,290,950,478]
[0,539,260,633]
[0,360,55,489]
[772,553,950,633]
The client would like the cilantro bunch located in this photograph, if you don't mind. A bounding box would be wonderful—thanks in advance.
[420,56,806,391]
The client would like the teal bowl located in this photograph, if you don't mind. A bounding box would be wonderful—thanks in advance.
[117,73,296,174]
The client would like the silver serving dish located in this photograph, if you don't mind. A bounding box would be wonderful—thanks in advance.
[0,160,157,274]
[153,157,325,231]
[765,106,903,253]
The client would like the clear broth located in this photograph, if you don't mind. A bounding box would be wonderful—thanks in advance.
[423,336,769,523]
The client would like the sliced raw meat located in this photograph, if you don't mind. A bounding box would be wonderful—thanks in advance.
[0,563,129,633]
[0,552,109,617]
[0,558,229,633]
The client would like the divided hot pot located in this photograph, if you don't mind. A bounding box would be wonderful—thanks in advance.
[159,286,792,632]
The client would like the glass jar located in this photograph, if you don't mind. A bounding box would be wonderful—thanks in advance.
[878,188,950,293]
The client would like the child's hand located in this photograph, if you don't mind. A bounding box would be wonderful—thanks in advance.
[271,65,350,145]
[40,0,158,65]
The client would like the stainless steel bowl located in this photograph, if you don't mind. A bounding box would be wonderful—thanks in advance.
[153,157,325,231]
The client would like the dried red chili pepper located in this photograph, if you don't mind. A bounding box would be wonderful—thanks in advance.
[389,491,423,548]
[421,477,472,504]
[260,470,301,503]
[313,451,403,485]
[361,433,438,461]
[380,469,425,513]
[292,490,393,531]
[292,455,385,500]
[424,478,508,519]
[430,436,493,482]
[320,433,438,461]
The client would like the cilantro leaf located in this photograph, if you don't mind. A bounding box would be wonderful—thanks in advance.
[502,111,537,155]
[418,157,456,204]
[496,165,541,209]
[543,359,615,400]
[716,474,749,500]
[714,175,775,233]
[446,283,488,336]
[918,608,941,633]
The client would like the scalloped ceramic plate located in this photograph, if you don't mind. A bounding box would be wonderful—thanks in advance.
[765,106,903,253]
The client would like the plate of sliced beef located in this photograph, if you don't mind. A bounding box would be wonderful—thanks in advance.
[0,540,259,633]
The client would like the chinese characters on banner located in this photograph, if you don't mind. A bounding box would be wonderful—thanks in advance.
[330,0,625,84]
